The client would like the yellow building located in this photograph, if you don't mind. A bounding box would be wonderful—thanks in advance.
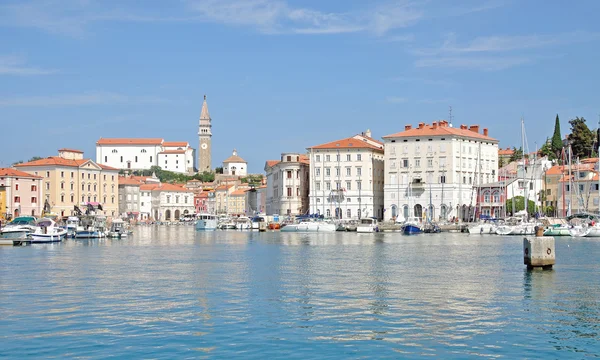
[0,185,5,220]
[229,189,247,215]
[14,149,120,218]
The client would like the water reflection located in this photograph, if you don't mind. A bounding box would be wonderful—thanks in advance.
[1,229,599,358]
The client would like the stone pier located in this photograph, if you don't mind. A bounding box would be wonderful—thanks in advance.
[523,236,555,270]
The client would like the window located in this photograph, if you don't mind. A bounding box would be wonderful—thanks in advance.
[105,156,108,162]
[141,149,147,153]
[336,167,340,177]
[316,167,321,176]
[297,188,300,196]
[112,197,114,204]
[336,154,340,162]
[326,168,331,176]
[287,155,291,161]
[15,184,19,191]
[440,175,446,184]
[94,184,97,191]
[326,155,331,162]
[316,155,320,162]
[120,156,123,162]
[60,171,64,178]
[463,176,466,184]
[88,174,90,180]
[31,197,37,203]
[346,181,351,190]
[46,182,50,190]
[415,159,421,168]
[347,209,351,218]
[403,159,409,168]
[82,173,85,179]
[150,156,153,162]
[579,184,584,192]
[493,192,500,203]
[60,182,64,190]
[427,158,433,168]
[469,177,472,184]
[484,192,490,203]
[440,144,446,153]
[31,185,36,191]
[427,145,433,153]
[287,188,292,196]
[71,172,74,178]
[357,154,362,161]
[336,181,341,189]
[346,154,351,161]
[70,195,74,202]
[167,196,170,203]
[88,185,91,191]
[415,145,420,155]
[61,195,64,203]
[316,182,321,191]
[346,167,351,176]
[326,182,331,190]
[82,196,85,202]
[176,196,179,204]
[440,157,446,168]
[14,196,20,203]
[566,184,570,192]
[287,171,292,179]
[357,167,362,176]
[46,171,50,178]
[112,149,118,153]
[595,184,600,191]
[357,181,362,190]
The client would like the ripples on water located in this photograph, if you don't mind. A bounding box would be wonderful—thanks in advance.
[1,227,599,359]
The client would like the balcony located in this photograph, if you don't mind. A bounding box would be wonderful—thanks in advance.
[411,178,425,187]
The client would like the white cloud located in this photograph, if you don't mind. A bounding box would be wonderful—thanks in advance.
[0,55,56,75]
[0,92,168,107]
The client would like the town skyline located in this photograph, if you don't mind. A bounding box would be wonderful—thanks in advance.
[1,0,599,172]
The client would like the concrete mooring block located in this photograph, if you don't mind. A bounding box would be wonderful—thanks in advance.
[523,236,555,269]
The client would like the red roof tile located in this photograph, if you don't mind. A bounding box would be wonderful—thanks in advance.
[309,135,384,151]
[119,176,143,186]
[159,150,186,154]
[265,160,280,167]
[15,156,88,168]
[163,141,188,147]
[139,183,192,192]
[498,148,514,155]
[383,122,497,141]
[97,138,163,145]
[58,148,84,153]
[230,189,247,196]
[0,168,42,179]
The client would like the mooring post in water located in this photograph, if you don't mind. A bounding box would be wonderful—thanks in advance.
[523,226,555,270]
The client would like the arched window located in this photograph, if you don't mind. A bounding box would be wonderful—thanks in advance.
[440,204,448,220]
[391,204,397,218]
[141,149,147,153]
[346,209,351,218]
[326,209,331,217]
[414,204,423,218]
[492,191,500,203]
[403,205,409,219]
[483,191,491,203]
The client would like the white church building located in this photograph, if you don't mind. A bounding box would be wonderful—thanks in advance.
[222,149,248,177]
[96,138,195,174]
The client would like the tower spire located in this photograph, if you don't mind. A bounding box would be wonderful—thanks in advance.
[200,95,210,121]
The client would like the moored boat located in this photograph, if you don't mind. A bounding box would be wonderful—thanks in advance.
[402,217,423,235]
[195,214,218,231]
[356,218,379,233]
[29,218,67,243]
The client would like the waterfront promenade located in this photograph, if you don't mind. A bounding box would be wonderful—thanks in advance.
[1,228,599,358]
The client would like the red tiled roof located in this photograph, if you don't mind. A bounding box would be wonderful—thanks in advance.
[58,148,84,153]
[198,192,209,198]
[97,138,163,145]
[163,141,188,147]
[98,164,119,171]
[266,160,280,168]
[139,183,192,192]
[119,176,143,186]
[545,165,565,175]
[299,154,310,165]
[0,168,42,179]
[230,189,247,196]
[215,185,233,191]
[383,122,497,141]
[309,136,384,151]
[159,150,186,154]
[15,156,88,168]
[498,148,514,155]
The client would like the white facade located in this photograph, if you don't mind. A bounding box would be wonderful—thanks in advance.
[308,131,385,220]
[96,139,195,174]
[223,149,248,177]
[264,153,310,216]
[383,121,499,222]
[140,183,194,221]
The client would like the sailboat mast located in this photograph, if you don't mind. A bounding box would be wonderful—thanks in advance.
[521,118,528,217]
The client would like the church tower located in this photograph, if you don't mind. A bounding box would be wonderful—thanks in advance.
[198,95,212,172]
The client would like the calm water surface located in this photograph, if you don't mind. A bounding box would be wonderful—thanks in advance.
[1,227,599,359]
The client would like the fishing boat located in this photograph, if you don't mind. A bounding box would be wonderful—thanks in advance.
[356,218,379,233]
[234,216,252,230]
[195,213,218,231]
[29,218,67,243]
[65,216,80,238]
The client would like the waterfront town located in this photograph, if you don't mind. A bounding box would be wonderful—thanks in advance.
[1,96,597,229]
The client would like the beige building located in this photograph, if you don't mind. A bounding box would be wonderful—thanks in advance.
[229,189,247,215]
[15,149,120,217]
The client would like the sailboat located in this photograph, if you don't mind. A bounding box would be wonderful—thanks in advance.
[402,176,423,235]
[423,182,440,233]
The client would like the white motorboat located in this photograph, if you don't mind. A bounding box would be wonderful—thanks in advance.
[107,219,129,238]
[0,216,37,239]
[282,220,337,232]
[195,214,218,231]
[65,216,80,238]
[29,218,67,243]
[468,222,497,235]
[356,218,379,233]
[234,216,252,230]
[250,216,266,231]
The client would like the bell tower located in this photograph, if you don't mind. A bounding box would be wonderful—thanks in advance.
[198,95,212,172]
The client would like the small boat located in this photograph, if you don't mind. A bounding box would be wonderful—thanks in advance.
[468,221,497,235]
[234,216,252,230]
[195,214,218,231]
[268,222,281,230]
[402,217,423,235]
[250,216,266,231]
[29,218,67,243]
[356,218,379,233]
[65,216,80,238]
[281,220,337,232]
[107,219,129,238]
[544,224,575,236]
[0,216,37,239]
[423,222,441,233]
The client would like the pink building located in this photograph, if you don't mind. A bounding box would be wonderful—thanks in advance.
[0,168,44,219]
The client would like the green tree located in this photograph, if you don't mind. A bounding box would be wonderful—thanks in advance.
[568,117,594,159]
[241,174,263,186]
[505,196,536,216]
[194,171,215,182]
[11,160,23,166]
[551,114,563,160]
[215,167,224,174]
[509,147,523,162]
[28,156,43,162]
[538,139,556,160]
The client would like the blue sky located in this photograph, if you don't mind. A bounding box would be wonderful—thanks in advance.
[1,0,599,172]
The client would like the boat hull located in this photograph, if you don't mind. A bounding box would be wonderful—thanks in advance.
[75,231,102,238]
[195,219,217,231]
[468,224,497,234]
[402,224,422,235]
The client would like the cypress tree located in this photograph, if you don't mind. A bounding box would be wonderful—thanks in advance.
[551,114,562,159]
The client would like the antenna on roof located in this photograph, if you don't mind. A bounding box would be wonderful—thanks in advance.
[448,106,453,128]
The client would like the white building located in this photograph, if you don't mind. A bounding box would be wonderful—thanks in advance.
[222,149,247,177]
[139,182,195,221]
[382,121,499,222]
[307,130,385,220]
[264,153,310,216]
[96,138,195,174]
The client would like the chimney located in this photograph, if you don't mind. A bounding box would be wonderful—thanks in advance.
[418,122,425,129]
[439,120,447,127]
[469,125,480,133]
[432,121,438,129]
[365,129,372,138]
[460,124,468,130]
[405,125,412,131]
[483,128,489,136]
